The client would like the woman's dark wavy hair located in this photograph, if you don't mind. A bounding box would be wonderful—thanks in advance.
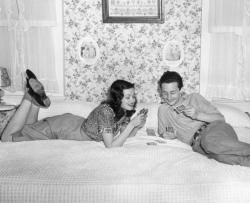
[102,80,137,121]
[158,71,183,91]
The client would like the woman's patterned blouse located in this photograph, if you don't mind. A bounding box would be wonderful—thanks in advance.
[82,104,130,141]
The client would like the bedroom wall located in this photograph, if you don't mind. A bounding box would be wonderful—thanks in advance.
[64,0,201,103]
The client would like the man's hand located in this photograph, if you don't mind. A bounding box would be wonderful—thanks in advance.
[183,105,198,119]
[162,132,176,139]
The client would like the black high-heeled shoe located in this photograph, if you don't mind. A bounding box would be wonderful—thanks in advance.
[26,69,51,108]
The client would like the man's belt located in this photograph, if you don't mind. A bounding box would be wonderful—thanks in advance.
[190,123,208,146]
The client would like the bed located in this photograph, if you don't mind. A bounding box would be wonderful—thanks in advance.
[0,99,250,203]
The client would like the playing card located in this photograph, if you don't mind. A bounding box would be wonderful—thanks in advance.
[174,105,185,114]
[138,108,148,115]
[146,128,156,136]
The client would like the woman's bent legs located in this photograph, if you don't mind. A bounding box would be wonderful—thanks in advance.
[26,103,39,124]
[1,97,33,142]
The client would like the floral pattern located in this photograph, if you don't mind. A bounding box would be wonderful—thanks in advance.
[64,0,201,103]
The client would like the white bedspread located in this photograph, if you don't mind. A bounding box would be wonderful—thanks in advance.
[1,130,250,203]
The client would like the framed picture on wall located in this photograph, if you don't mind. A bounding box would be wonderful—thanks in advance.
[78,37,100,65]
[102,0,164,23]
[163,41,184,68]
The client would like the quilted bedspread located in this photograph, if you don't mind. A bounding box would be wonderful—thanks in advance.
[1,131,250,203]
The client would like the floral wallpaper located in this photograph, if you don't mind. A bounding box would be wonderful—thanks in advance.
[64,0,201,103]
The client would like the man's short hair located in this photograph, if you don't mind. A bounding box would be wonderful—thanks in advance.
[158,71,183,90]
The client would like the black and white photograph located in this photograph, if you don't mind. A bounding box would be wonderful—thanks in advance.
[0,0,250,202]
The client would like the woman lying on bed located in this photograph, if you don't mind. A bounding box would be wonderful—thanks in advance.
[1,70,147,148]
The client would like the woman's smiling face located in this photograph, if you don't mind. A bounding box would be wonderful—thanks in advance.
[121,88,136,111]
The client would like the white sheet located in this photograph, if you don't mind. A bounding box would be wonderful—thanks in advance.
[234,127,250,143]
[1,130,250,203]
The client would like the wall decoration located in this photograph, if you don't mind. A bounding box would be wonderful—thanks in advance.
[159,61,170,71]
[102,0,164,23]
[163,41,184,68]
[78,37,100,65]
[64,0,202,103]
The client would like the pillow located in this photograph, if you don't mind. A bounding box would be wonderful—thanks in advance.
[39,100,98,119]
[136,102,250,133]
[213,103,250,127]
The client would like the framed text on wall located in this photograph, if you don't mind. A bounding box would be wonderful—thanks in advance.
[102,0,164,23]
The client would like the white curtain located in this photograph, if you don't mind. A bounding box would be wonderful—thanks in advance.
[206,0,250,100]
[0,0,59,93]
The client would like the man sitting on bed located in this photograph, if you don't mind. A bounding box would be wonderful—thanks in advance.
[157,71,250,167]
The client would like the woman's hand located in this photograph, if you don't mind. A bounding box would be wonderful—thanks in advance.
[130,113,147,128]
[136,114,147,129]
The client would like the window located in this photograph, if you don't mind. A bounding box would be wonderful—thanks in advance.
[201,0,250,100]
[0,0,64,97]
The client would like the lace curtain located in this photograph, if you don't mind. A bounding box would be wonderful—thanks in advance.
[206,0,250,100]
[0,0,59,93]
